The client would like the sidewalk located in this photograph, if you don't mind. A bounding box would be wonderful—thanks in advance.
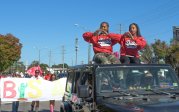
[0,101,61,112]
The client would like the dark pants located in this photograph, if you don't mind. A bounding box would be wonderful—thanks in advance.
[120,56,140,64]
[12,101,19,112]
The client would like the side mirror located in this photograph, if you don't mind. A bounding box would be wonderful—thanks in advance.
[77,85,90,98]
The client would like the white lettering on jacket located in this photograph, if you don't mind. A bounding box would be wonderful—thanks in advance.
[98,38,111,47]
[125,40,137,48]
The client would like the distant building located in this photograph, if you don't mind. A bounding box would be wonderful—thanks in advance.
[173,26,179,44]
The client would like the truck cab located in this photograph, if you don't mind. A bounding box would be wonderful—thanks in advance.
[60,64,179,112]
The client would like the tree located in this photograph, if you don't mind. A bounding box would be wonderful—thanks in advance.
[140,38,178,74]
[151,39,169,63]
[140,44,153,64]
[0,34,22,73]
[165,43,179,70]
[52,63,68,68]
[40,63,49,73]
[5,61,26,73]
[27,60,39,70]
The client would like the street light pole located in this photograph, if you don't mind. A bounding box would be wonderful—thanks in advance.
[75,38,78,65]
[74,24,92,64]
[33,47,48,65]
[49,49,51,67]
[61,45,65,72]
[38,49,41,64]
[88,44,92,64]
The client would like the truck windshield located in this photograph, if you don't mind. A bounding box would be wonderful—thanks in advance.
[95,66,179,93]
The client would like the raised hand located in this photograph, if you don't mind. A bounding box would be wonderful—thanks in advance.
[93,29,108,36]
[93,29,102,36]
[101,30,108,35]
[124,32,133,39]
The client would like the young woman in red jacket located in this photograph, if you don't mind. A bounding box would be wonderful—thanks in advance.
[82,22,120,64]
[109,23,146,63]
[119,23,146,64]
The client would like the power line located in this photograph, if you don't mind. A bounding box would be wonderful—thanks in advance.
[139,2,179,26]
[119,0,173,24]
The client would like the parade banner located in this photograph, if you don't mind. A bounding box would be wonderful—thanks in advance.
[0,78,67,101]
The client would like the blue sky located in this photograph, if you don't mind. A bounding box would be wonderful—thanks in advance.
[0,0,178,66]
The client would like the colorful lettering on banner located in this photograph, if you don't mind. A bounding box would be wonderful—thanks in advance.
[0,78,67,101]
[28,80,42,98]
[3,81,16,98]
[18,82,27,98]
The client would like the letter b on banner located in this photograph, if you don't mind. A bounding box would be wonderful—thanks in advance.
[3,81,16,98]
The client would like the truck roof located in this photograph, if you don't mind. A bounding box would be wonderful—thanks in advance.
[68,64,172,71]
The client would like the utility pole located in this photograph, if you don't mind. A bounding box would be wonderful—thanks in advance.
[119,24,122,34]
[49,49,51,68]
[71,59,73,66]
[33,46,48,65]
[81,60,84,64]
[62,45,65,73]
[74,24,92,64]
[75,38,78,65]
[38,49,41,64]
[88,44,92,64]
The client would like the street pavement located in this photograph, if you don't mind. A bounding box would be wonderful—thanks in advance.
[0,101,61,112]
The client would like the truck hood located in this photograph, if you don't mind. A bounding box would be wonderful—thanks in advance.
[97,95,179,112]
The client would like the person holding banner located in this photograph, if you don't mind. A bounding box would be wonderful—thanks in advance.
[12,73,21,112]
[31,70,43,112]
[44,71,51,80]
[49,74,57,112]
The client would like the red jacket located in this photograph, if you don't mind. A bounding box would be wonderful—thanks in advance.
[83,32,121,54]
[109,33,146,58]
[44,74,51,80]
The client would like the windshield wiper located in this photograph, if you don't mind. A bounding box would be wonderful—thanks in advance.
[97,90,139,100]
[166,87,179,94]
[145,88,175,97]
[113,90,139,97]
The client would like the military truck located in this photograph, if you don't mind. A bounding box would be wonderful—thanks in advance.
[60,64,179,112]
